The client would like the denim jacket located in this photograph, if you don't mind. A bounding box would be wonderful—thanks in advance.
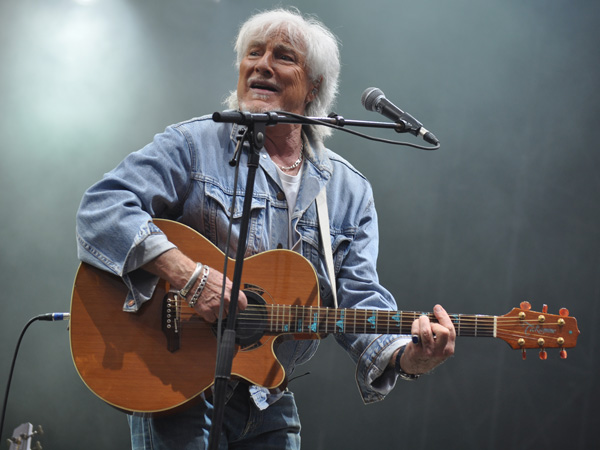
[76,115,410,404]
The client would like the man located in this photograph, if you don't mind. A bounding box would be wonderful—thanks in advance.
[76,8,455,449]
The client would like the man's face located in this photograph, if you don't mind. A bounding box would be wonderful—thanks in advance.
[237,33,316,115]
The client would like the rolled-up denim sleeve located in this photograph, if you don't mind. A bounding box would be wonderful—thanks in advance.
[76,124,193,311]
[332,191,412,403]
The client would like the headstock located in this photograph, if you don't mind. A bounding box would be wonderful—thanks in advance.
[497,302,580,360]
[7,423,43,450]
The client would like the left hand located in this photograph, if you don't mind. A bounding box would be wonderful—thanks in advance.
[398,304,456,375]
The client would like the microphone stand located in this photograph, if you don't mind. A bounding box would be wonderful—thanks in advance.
[207,116,265,450]
[206,110,427,449]
[212,110,409,133]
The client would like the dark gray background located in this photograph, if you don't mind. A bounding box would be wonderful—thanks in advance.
[1,0,598,448]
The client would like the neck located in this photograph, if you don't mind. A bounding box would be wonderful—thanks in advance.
[264,124,303,158]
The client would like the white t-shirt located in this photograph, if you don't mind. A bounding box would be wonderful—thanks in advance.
[275,164,303,249]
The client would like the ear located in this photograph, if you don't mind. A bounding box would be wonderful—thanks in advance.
[306,77,323,104]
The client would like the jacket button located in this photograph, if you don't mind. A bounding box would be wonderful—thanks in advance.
[277,191,285,201]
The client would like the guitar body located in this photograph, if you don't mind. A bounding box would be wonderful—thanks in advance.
[70,219,321,415]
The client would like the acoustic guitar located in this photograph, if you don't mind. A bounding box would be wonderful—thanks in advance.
[69,219,580,416]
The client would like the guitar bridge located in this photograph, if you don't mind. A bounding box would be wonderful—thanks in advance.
[162,291,181,353]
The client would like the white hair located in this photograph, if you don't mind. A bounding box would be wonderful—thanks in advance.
[226,8,341,142]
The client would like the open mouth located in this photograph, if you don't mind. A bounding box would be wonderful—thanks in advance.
[249,80,279,92]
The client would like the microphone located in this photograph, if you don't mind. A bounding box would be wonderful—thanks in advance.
[361,87,439,145]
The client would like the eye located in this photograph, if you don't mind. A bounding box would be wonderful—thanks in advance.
[276,50,297,63]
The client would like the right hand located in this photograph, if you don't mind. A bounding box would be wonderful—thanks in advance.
[143,248,248,323]
[190,266,248,323]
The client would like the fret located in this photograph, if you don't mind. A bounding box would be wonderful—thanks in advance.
[360,309,365,333]
[292,305,299,332]
[298,305,304,332]
[452,314,494,338]
[275,304,281,333]
[480,315,494,338]
[453,313,460,336]
[348,309,355,333]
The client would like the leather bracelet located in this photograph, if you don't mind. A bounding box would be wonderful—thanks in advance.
[179,263,203,299]
[395,345,420,381]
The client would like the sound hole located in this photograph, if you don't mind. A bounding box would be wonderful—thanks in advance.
[212,290,268,348]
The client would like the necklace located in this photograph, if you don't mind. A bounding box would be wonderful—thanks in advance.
[278,144,304,171]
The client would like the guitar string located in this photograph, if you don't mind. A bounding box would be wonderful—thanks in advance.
[171,301,566,324]
[172,319,568,347]
[171,300,567,326]
[171,304,568,336]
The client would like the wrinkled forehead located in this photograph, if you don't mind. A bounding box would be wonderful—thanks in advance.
[242,25,307,56]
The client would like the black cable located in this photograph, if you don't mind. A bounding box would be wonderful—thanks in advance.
[273,110,441,151]
[0,313,69,442]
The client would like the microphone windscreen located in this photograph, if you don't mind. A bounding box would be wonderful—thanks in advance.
[361,87,384,111]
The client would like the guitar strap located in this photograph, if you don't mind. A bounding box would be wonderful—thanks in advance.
[316,187,338,308]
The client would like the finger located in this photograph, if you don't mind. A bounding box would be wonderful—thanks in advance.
[432,305,456,357]
[433,305,457,339]
[418,314,436,348]
[237,290,248,310]
[430,323,449,348]
[410,315,421,342]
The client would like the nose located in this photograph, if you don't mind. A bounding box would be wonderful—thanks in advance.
[254,52,274,76]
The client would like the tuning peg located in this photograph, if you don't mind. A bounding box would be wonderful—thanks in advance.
[542,304,548,313]
[560,349,568,359]
[559,307,569,317]
[521,349,527,360]
[520,301,531,311]
[539,349,548,360]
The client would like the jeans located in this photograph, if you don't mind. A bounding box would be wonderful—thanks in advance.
[128,385,301,449]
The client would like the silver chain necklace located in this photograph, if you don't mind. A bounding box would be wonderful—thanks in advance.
[278,144,304,171]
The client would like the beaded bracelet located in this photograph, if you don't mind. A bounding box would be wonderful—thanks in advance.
[188,264,210,308]
[179,262,203,299]
[395,345,420,381]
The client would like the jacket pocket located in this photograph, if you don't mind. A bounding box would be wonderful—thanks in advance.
[203,181,267,254]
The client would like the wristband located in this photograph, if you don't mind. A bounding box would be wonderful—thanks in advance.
[179,263,203,298]
[395,345,420,381]
[188,264,210,308]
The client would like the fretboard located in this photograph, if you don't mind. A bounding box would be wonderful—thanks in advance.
[238,305,496,338]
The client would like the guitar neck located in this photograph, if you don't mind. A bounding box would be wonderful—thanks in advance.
[246,305,495,338]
